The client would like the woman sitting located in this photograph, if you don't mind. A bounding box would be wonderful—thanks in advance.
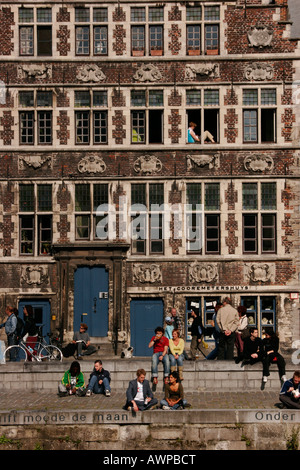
[168,329,185,381]
[160,371,187,410]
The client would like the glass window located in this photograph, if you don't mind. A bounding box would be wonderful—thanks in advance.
[19,27,34,55]
[243,110,258,142]
[20,111,34,144]
[204,90,219,106]
[261,214,276,253]
[93,91,107,107]
[37,91,52,107]
[243,214,257,253]
[75,91,90,107]
[19,8,34,23]
[37,185,52,211]
[261,89,276,105]
[37,8,52,23]
[243,89,258,106]
[19,91,34,107]
[131,26,145,54]
[186,6,202,21]
[76,26,90,55]
[75,184,90,212]
[149,7,164,22]
[261,183,276,210]
[19,184,34,211]
[186,90,201,106]
[94,26,108,55]
[149,90,163,107]
[205,214,220,253]
[131,90,146,107]
[205,183,220,210]
[131,7,145,22]
[187,25,201,53]
[204,6,220,21]
[242,183,258,210]
[75,8,90,22]
[93,8,108,22]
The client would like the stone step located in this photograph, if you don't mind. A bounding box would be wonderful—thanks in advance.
[0,358,295,393]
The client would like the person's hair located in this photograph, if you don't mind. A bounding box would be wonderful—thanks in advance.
[189,122,197,127]
[264,327,276,337]
[94,359,102,366]
[238,305,247,316]
[169,370,179,382]
[12,307,19,316]
[293,371,300,379]
[155,326,164,334]
[6,306,14,314]
[222,297,232,305]
[80,323,88,330]
[24,305,34,317]
[136,368,146,377]
[70,361,81,376]
[249,327,258,335]
[215,302,222,312]
[172,328,180,338]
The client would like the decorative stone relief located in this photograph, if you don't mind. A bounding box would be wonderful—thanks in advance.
[134,155,162,175]
[185,63,219,80]
[244,63,274,81]
[18,64,52,80]
[244,263,274,283]
[133,264,162,284]
[187,154,220,170]
[21,266,49,286]
[244,155,274,172]
[78,155,106,174]
[189,262,218,284]
[133,64,162,82]
[77,64,106,83]
[247,23,273,48]
[18,155,53,170]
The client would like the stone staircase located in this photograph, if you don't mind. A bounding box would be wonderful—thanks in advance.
[0,357,295,392]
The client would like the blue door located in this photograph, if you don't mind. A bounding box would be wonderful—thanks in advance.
[74,266,109,337]
[18,299,51,341]
[130,298,164,356]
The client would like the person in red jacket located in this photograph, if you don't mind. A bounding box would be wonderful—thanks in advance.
[149,326,170,390]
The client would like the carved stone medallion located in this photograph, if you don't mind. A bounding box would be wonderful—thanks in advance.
[187,154,220,170]
[77,64,106,83]
[134,155,162,175]
[189,262,218,284]
[244,63,274,81]
[244,155,274,172]
[247,23,273,48]
[133,64,162,82]
[78,155,106,174]
[21,266,49,286]
[133,264,162,284]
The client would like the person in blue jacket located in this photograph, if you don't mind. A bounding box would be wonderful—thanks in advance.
[86,359,111,397]
[279,371,300,409]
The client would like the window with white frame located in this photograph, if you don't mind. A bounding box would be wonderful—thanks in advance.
[131,90,164,144]
[186,5,220,56]
[19,7,52,56]
[75,90,108,145]
[75,7,108,56]
[186,89,219,143]
[19,184,52,256]
[131,6,164,56]
[75,183,109,240]
[243,89,277,143]
[242,182,277,254]
[19,91,53,145]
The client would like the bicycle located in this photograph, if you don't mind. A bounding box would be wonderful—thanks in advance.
[4,325,63,362]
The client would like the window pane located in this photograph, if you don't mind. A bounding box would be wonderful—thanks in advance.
[76,26,90,54]
[75,8,90,22]
[20,111,34,144]
[93,8,108,22]
[38,185,52,211]
[75,184,90,211]
[20,216,34,254]
[149,184,164,208]
[205,25,219,51]
[131,111,145,143]
[37,91,52,107]
[19,91,34,107]
[38,111,52,144]
[20,27,33,55]
[262,214,276,253]
[204,6,220,21]
[131,7,145,22]
[186,90,201,106]
[75,111,90,144]
[37,26,52,56]
[187,25,201,51]
[186,6,201,21]
[94,184,108,211]
[76,215,90,239]
[243,214,257,253]
[149,26,163,50]
[93,111,108,144]
[149,7,164,22]
[243,110,257,142]
[243,89,258,106]
[131,184,146,206]
[39,215,52,255]
[94,26,108,54]
[261,183,276,210]
[205,183,220,210]
[242,183,258,210]
[93,91,107,107]
[131,26,145,52]
[261,89,276,105]
[149,90,163,107]
[75,91,90,107]
[187,183,201,210]
[37,8,52,23]
[131,90,146,107]
[204,90,219,106]
[205,214,219,253]
[19,184,34,211]
[19,8,33,23]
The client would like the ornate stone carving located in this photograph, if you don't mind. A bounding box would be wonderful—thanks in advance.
[21,266,49,286]
[18,155,52,170]
[247,23,273,48]
[133,264,162,284]
[134,155,162,175]
[133,64,162,82]
[18,64,52,80]
[77,64,106,82]
[245,263,274,283]
[189,262,218,284]
[244,155,274,172]
[78,155,106,174]
[187,154,220,170]
[244,63,274,81]
[185,63,219,80]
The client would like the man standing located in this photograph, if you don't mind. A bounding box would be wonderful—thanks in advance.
[0,306,17,361]
[149,326,170,389]
[216,297,239,360]
[123,369,158,412]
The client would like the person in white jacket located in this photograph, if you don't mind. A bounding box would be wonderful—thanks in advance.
[216,297,239,360]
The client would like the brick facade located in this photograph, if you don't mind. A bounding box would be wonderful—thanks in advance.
[0,0,298,356]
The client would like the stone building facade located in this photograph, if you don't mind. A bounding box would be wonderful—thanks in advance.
[0,0,299,356]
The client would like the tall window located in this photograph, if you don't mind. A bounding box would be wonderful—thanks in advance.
[131,90,163,144]
[75,90,108,145]
[131,6,164,56]
[186,5,220,56]
[19,7,52,56]
[186,89,219,143]
[243,89,277,143]
[131,183,164,255]
[186,183,220,254]
[75,7,108,56]
[75,183,109,240]
[19,91,53,145]
[242,182,276,253]
[19,184,52,256]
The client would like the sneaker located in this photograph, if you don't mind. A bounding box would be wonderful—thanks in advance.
[162,405,170,410]
[261,380,267,391]
[127,406,133,411]
[105,390,111,397]
[86,389,92,397]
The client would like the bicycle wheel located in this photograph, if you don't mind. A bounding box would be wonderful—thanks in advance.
[38,345,63,361]
[4,345,27,362]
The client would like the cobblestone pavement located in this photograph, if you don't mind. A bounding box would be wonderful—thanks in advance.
[0,390,281,412]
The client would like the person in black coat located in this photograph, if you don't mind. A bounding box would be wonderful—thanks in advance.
[123,369,158,411]
[86,360,111,397]
[190,309,205,360]
[261,327,287,390]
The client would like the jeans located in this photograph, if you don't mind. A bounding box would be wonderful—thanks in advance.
[87,375,111,394]
[169,354,184,367]
[151,352,170,378]
[160,398,187,410]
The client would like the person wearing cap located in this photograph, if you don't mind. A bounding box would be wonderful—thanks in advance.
[164,316,174,340]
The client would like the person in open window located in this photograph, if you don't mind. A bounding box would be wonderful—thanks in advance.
[187,122,215,144]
